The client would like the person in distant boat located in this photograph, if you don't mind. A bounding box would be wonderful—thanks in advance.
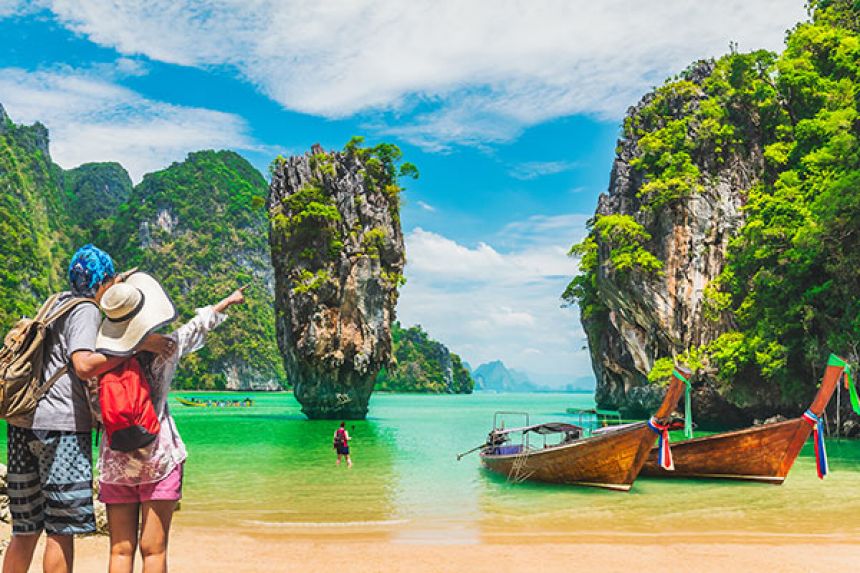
[95,276,247,573]
[334,422,352,467]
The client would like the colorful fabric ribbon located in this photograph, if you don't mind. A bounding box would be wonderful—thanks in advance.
[827,354,860,416]
[801,409,828,480]
[647,417,674,471]
[673,368,693,439]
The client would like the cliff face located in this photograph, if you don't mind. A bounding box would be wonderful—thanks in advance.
[574,1,860,432]
[106,150,284,391]
[576,62,762,426]
[0,105,71,330]
[376,322,474,393]
[268,142,408,418]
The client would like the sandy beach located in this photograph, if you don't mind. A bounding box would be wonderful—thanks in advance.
[3,523,860,573]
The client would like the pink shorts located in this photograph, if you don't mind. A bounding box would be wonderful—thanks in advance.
[99,463,184,504]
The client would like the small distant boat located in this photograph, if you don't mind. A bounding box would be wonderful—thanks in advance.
[641,354,849,483]
[471,367,687,491]
[177,397,254,408]
[566,407,623,428]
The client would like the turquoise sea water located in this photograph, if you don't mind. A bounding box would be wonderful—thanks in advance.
[5,391,860,543]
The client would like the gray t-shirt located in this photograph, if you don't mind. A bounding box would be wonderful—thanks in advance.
[30,292,101,432]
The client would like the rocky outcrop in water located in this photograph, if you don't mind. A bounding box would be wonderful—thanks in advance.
[574,3,860,433]
[579,61,759,427]
[268,142,407,418]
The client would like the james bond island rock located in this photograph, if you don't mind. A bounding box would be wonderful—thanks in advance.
[566,0,860,431]
[268,138,414,419]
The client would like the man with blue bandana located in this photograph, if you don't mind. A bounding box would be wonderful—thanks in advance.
[3,245,164,573]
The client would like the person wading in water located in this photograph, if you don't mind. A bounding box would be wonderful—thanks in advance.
[333,422,352,467]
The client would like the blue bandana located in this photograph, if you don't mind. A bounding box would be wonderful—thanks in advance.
[68,244,116,298]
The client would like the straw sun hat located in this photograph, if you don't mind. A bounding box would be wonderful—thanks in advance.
[96,271,178,356]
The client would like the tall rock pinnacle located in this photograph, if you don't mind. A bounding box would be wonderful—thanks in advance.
[268,140,409,419]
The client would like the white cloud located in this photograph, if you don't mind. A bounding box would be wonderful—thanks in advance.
[398,214,592,386]
[416,201,436,212]
[508,160,579,181]
[32,0,807,149]
[0,65,266,181]
[0,0,35,18]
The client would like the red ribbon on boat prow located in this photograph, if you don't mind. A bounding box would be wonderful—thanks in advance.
[647,417,674,471]
[801,409,828,480]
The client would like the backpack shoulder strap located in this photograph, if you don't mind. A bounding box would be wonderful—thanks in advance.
[43,297,98,327]
[33,364,70,401]
[25,296,98,403]
[33,293,63,323]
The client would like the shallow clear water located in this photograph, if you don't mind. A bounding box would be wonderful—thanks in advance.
[5,391,860,543]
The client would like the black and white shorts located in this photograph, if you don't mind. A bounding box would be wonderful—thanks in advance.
[6,425,96,535]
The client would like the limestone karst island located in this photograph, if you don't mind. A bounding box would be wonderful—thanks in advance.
[1,1,859,572]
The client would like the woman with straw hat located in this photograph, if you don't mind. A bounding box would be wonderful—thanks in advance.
[94,270,246,573]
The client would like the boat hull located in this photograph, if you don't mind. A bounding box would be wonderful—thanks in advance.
[480,423,655,491]
[641,418,811,483]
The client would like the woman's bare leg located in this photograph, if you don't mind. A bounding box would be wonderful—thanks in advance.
[107,503,140,573]
[139,501,176,573]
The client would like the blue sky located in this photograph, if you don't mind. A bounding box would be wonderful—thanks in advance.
[0,1,807,387]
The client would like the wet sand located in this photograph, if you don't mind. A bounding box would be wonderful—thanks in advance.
[4,524,859,572]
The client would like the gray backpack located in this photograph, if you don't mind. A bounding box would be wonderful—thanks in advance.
[0,293,95,426]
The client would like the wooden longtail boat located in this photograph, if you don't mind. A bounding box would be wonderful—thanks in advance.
[477,368,687,491]
[177,398,207,407]
[176,397,254,408]
[641,355,848,483]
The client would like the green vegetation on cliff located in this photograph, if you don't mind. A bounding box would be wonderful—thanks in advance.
[104,150,285,390]
[709,1,860,400]
[375,322,474,393]
[0,109,71,329]
[567,0,860,403]
[63,162,132,243]
[1,108,284,390]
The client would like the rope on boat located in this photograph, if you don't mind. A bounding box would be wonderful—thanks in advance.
[672,368,694,439]
[507,448,534,484]
[801,409,828,479]
[647,417,675,471]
